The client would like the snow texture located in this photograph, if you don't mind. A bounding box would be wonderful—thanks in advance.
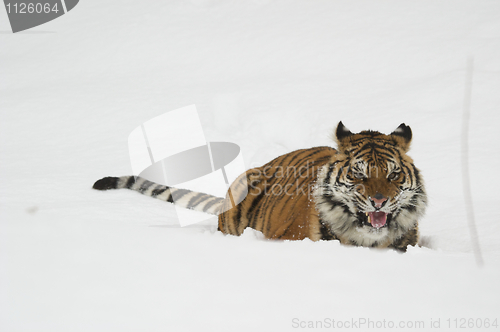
[1,1,500,331]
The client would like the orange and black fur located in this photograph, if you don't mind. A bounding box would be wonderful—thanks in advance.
[93,122,427,251]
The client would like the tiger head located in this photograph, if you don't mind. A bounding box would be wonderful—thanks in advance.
[315,122,427,247]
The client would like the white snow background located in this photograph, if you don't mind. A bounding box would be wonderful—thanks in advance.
[1,1,500,331]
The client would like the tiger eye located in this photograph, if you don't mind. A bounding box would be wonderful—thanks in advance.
[388,172,400,181]
[353,172,366,180]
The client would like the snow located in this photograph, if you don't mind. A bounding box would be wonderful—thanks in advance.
[1,0,500,331]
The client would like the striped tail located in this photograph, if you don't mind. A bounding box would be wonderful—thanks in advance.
[92,176,224,215]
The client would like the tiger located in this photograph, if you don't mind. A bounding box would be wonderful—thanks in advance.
[93,122,427,251]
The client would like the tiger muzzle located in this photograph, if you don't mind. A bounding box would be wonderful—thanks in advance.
[366,194,389,228]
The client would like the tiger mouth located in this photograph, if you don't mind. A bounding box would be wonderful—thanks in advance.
[358,211,392,229]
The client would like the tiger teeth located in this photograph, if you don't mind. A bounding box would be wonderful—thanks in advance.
[365,212,371,224]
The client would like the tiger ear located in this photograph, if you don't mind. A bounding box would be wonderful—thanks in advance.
[390,123,412,151]
[334,121,354,153]
[335,121,353,141]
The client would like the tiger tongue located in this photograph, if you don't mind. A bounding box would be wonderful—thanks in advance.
[368,211,387,228]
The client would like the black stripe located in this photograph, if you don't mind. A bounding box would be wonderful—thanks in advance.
[255,184,272,232]
[187,193,208,208]
[324,163,335,186]
[413,166,422,187]
[170,189,192,202]
[354,150,373,159]
[202,197,222,212]
[167,193,174,203]
[326,199,350,214]
[374,151,396,160]
[248,193,266,229]
[125,176,136,189]
[402,164,413,188]
[281,149,304,168]
[350,136,393,145]
[139,180,155,193]
[319,220,336,240]
[151,187,168,197]
[334,160,350,185]
[233,203,243,235]
[404,204,417,213]
[355,143,376,154]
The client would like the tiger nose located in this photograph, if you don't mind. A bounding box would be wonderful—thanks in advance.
[370,193,387,209]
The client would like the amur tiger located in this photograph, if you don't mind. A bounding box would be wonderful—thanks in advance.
[93,122,427,251]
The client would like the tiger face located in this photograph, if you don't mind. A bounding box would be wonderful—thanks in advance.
[315,122,427,248]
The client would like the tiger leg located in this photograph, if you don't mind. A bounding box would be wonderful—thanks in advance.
[217,169,263,235]
[389,225,419,252]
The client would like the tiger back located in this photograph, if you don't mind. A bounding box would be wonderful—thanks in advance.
[218,146,335,240]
